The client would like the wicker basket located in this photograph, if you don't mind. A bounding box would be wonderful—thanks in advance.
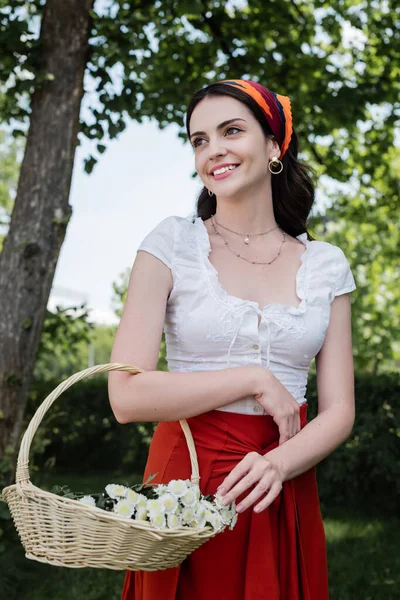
[1,363,221,571]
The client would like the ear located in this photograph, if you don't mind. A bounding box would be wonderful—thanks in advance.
[270,138,281,158]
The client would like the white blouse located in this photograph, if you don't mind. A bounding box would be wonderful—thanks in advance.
[137,215,356,415]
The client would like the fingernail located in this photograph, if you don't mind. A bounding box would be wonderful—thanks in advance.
[236,504,244,513]
[217,487,225,495]
[222,496,230,506]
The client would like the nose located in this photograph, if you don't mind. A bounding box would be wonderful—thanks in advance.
[207,136,227,161]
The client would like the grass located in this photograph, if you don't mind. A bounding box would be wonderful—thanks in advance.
[1,473,399,600]
[324,508,399,599]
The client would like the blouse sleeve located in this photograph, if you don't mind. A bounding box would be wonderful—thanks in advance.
[137,216,177,269]
[334,247,356,297]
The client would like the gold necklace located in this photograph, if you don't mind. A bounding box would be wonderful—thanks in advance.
[211,215,286,265]
[213,215,279,245]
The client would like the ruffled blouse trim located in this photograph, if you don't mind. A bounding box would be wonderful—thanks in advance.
[194,217,309,317]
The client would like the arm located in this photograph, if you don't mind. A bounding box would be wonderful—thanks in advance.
[263,292,355,480]
[217,293,355,512]
[108,250,265,423]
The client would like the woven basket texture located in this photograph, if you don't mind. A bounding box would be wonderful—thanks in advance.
[2,363,219,571]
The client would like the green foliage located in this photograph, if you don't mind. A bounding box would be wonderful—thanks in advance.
[87,324,117,364]
[307,372,400,514]
[0,128,23,249]
[26,376,154,477]
[34,305,94,382]
[111,267,129,319]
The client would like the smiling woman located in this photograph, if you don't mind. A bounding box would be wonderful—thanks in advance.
[110,79,356,600]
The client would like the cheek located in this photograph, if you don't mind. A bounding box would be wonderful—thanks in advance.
[194,152,208,179]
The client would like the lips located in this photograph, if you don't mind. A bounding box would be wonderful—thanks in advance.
[210,164,240,180]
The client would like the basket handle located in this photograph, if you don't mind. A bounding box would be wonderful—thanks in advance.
[16,363,200,487]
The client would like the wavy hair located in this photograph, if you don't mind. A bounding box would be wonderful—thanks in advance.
[185,82,316,238]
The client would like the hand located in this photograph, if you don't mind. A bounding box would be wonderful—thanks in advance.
[254,368,301,445]
[217,451,283,513]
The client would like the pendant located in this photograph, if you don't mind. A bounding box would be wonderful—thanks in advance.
[244,236,250,244]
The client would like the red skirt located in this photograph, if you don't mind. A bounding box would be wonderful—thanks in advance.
[121,405,328,600]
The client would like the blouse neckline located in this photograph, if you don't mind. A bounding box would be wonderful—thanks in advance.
[194,216,309,316]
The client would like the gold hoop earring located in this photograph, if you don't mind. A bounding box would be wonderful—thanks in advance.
[268,156,283,175]
[208,189,213,197]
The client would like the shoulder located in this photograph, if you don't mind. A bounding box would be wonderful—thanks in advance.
[137,215,194,269]
[307,238,348,261]
[306,238,356,297]
[140,215,194,241]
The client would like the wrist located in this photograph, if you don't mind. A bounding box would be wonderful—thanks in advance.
[249,366,272,396]
[264,448,289,482]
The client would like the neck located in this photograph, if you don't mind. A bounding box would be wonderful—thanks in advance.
[213,185,277,233]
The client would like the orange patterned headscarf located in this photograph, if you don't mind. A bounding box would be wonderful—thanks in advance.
[220,79,293,159]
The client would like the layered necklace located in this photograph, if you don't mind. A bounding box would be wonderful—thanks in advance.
[210,214,286,266]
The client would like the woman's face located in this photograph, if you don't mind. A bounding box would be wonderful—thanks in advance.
[189,95,280,198]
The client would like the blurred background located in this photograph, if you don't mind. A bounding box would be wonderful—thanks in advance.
[0,1,399,599]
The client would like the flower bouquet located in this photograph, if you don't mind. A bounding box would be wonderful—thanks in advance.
[54,474,237,533]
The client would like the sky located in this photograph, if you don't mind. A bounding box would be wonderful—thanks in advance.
[49,120,202,325]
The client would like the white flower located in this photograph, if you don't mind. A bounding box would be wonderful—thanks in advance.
[167,479,189,498]
[201,499,218,513]
[125,489,141,505]
[181,506,196,524]
[161,493,179,513]
[204,509,214,522]
[114,499,136,519]
[194,504,207,528]
[229,511,238,530]
[208,512,223,531]
[154,484,168,496]
[105,484,129,499]
[78,495,96,507]
[135,506,148,521]
[213,493,226,510]
[220,507,235,525]
[146,498,164,514]
[180,488,198,507]
[136,494,147,509]
[167,513,181,528]
[150,512,166,529]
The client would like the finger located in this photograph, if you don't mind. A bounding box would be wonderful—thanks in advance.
[221,468,266,505]
[284,408,300,441]
[290,413,297,439]
[278,419,290,445]
[291,407,301,437]
[217,452,258,495]
[236,476,273,513]
[253,481,282,513]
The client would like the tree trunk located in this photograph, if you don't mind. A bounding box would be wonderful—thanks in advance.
[0,0,93,477]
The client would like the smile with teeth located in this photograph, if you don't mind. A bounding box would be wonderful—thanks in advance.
[212,165,239,179]
[213,165,238,175]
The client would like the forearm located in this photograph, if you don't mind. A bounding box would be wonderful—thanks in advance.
[264,402,355,481]
[109,366,264,423]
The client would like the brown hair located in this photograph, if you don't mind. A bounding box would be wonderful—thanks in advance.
[186,82,316,239]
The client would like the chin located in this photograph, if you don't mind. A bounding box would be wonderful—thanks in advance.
[215,182,247,200]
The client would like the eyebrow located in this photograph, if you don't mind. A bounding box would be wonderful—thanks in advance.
[190,118,247,139]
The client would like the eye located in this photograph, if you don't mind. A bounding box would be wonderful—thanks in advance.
[192,137,206,148]
[225,126,242,136]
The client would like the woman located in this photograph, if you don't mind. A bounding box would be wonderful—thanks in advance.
[108,79,356,600]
